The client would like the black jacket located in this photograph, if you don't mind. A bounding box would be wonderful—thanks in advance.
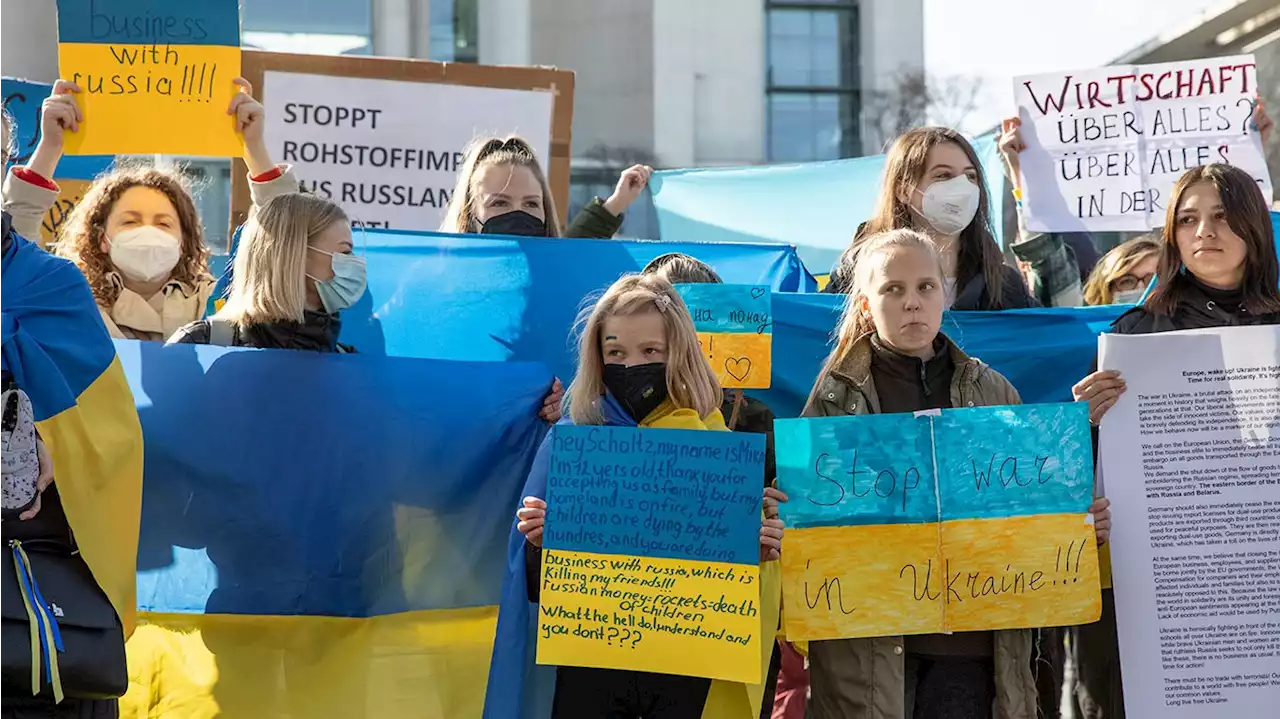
[721,391,777,486]
[166,310,354,352]
[563,198,624,239]
[1109,277,1280,335]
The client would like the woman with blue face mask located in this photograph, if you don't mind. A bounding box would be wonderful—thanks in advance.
[825,127,1048,311]
[166,193,365,351]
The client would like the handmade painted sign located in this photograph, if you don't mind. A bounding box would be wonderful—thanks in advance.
[537,425,766,683]
[776,402,1100,641]
[676,284,772,389]
[1014,54,1273,232]
[55,0,242,156]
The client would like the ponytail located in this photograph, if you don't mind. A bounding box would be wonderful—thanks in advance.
[439,134,562,237]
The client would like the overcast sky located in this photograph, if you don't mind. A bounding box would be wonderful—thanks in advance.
[924,0,1230,134]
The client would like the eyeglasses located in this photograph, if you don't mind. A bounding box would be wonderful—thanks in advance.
[1110,273,1154,293]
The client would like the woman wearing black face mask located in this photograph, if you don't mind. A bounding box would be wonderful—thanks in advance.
[439,135,652,239]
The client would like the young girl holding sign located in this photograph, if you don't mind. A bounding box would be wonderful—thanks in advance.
[1,78,298,341]
[802,228,1112,719]
[510,273,785,719]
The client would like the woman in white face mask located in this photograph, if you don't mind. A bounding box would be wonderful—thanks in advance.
[166,193,365,352]
[826,127,1041,311]
[1082,236,1161,306]
[4,78,300,341]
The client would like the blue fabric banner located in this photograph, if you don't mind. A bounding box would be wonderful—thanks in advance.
[212,230,815,369]
[649,133,1005,273]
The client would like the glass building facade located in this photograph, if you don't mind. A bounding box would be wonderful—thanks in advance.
[766,0,861,161]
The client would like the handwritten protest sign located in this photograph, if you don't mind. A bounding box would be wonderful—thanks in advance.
[676,284,772,389]
[538,426,766,683]
[777,403,1100,641]
[55,0,242,156]
[1014,55,1274,232]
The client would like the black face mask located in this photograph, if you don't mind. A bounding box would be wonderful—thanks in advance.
[479,210,547,237]
[603,363,669,422]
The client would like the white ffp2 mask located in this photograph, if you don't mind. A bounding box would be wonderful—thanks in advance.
[109,225,181,284]
[917,176,981,235]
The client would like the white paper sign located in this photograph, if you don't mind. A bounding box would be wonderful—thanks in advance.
[262,71,555,231]
[1014,55,1274,233]
[1099,325,1280,719]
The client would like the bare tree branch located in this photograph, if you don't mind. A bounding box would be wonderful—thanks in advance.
[863,70,985,153]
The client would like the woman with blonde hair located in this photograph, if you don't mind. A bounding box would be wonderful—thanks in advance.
[499,273,786,719]
[1082,236,1161,306]
[2,79,299,341]
[166,193,362,351]
[440,135,652,239]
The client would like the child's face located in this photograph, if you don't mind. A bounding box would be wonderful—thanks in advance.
[601,311,668,367]
[473,164,546,224]
[864,246,944,358]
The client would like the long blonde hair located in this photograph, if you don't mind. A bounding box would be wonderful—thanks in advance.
[216,193,348,325]
[568,274,721,425]
[1082,236,1161,306]
[439,135,562,236]
[808,229,943,406]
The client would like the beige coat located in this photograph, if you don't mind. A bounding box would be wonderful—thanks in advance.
[3,165,300,340]
[801,332,1038,719]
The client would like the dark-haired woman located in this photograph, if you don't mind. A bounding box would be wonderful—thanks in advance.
[823,126,1074,309]
[1070,162,1280,719]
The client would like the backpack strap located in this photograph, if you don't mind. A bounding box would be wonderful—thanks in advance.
[206,317,237,347]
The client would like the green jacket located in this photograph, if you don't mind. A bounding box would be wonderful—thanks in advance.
[563,197,623,239]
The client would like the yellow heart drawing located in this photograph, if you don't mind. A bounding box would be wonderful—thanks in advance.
[726,357,752,382]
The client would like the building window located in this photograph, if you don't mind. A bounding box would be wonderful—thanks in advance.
[240,0,372,55]
[430,0,479,63]
[766,1,860,162]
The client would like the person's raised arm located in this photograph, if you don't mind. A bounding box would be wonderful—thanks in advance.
[999,116,1083,307]
[2,81,81,244]
[564,164,654,238]
[229,78,300,206]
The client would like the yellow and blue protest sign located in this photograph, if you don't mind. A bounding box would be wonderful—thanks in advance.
[537,426,766,684]
[776,402,1100,641]
[54,0,242,157]
[676,283,773,389]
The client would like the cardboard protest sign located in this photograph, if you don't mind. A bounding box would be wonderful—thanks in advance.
[1014,55,1273,232]
[230,51,573,239]
[54,0,242,157]
[537,426,766,683]
[777,403,1100,641]
[676,284,773,389]
[2,78,114,180]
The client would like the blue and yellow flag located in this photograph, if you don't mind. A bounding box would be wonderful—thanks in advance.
[116,339,554,718]
[1,227,144,637]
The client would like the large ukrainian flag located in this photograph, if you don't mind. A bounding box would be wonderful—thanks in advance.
[114,339,553,718]
[0,227,145,637]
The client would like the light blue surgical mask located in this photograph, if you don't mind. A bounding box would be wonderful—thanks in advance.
[306,247,367,314]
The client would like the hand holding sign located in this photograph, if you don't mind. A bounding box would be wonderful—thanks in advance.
[1252,98,1274,144]
[25,81,84,180]
[228,78,275,176]
[516,496,547,547]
